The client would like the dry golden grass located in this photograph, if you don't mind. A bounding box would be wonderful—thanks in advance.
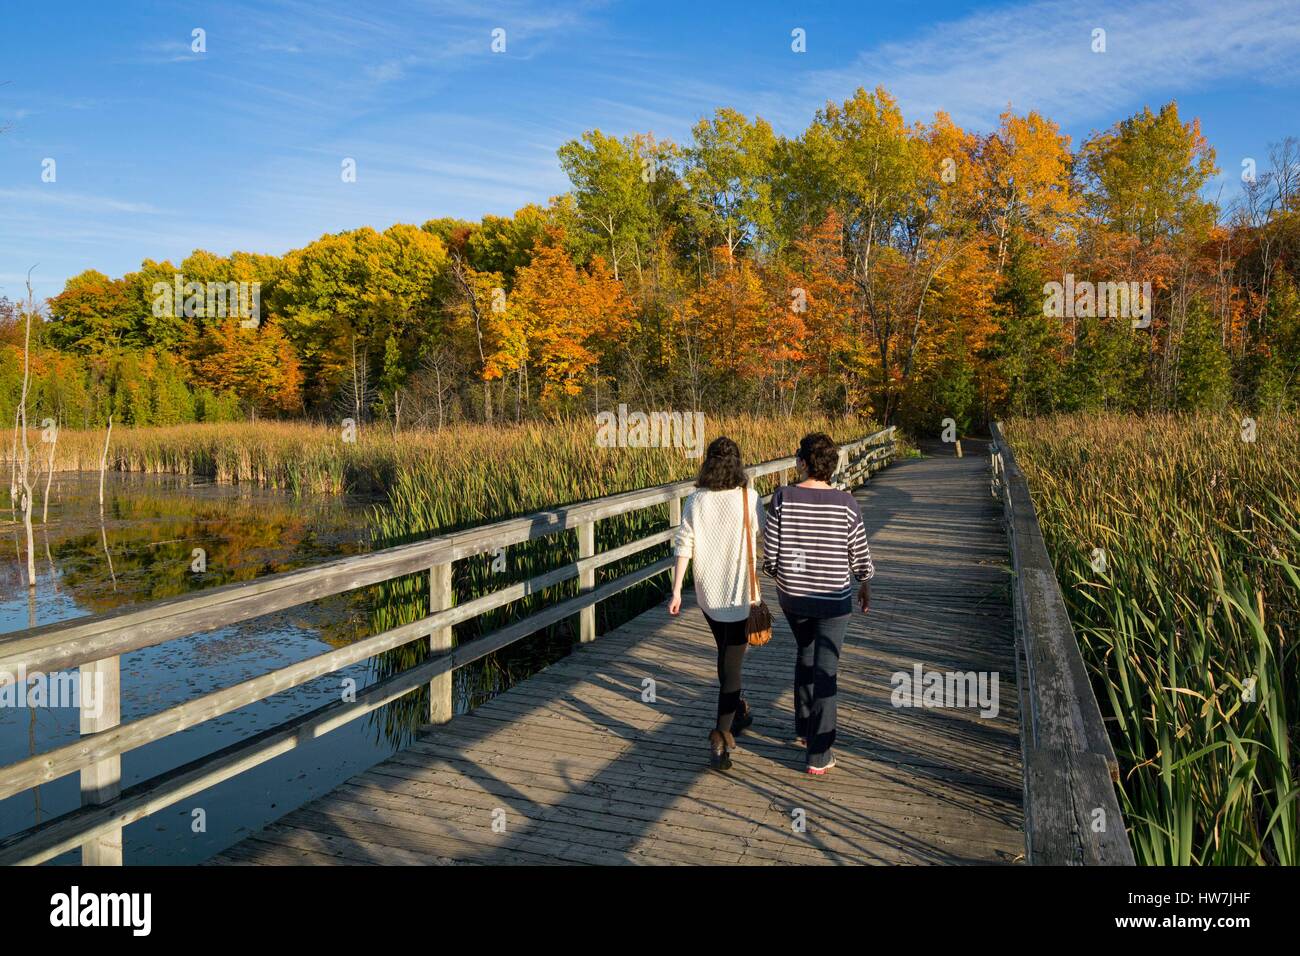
[8,414,873,497]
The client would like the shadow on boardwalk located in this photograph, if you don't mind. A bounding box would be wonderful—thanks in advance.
[211,446,1024,866]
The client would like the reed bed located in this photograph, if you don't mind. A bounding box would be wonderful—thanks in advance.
[9,421,432,494]
[1003,412,1299,865]
[8,416,884,498]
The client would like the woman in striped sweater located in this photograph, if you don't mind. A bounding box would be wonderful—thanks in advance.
[669,436,765,771]
[763,432,873,774]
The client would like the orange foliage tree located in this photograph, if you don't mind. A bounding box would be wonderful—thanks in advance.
[194,319,304,415]
[510,236,636,407]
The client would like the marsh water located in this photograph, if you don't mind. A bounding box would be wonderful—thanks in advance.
[0,472,569,864]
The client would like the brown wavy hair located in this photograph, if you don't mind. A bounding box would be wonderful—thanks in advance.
[797,432,839,482]
[695,436,747,490]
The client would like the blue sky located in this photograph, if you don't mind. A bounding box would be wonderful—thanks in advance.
[3,0,1300,303]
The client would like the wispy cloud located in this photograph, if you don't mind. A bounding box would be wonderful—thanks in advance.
[0,188,160,215]
[801,0,1300,130]
[133,37,206,65]
[365,59,411,83]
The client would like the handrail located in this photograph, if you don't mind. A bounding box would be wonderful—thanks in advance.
[989,422,1133,865]
[0,428,892,680]
[0,425,897,865]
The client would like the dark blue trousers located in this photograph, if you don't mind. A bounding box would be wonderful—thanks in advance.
[787,612,850,765]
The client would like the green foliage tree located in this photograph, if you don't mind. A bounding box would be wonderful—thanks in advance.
[557,130,651,282]
[1063,317,1149,412]
[1079,103,1219,243]
[47,271,138,353]
[1175,299,1231,410]
[988,236,1065,415]
[1248,271,1300,411]
[683,109,777,259]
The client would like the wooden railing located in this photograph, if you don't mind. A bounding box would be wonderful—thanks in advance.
[0,426,897,866]
[989,422,1134,865]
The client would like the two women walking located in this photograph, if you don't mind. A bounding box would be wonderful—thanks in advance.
[670,432,874,775]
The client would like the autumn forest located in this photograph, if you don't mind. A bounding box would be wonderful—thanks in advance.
[5,87,1299,436]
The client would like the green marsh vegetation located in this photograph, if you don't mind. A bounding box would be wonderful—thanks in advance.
[1006,412,1299,865]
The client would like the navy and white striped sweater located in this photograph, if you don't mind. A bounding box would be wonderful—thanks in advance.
[762,484,873,617]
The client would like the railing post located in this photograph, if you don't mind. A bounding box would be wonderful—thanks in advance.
[428,561,454,724]
[577,520,596,643]
[80,656,122,865]
[669,495,681,528]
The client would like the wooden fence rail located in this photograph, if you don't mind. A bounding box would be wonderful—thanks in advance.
[989,422,1134,865]
[0,427,896,866]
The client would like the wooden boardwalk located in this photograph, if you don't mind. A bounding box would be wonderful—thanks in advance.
[211,444,1024,865]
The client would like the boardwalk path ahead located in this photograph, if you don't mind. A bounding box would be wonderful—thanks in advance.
[213,444,1024,865]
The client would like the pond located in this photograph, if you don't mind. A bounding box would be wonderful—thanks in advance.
[0,471,574,864]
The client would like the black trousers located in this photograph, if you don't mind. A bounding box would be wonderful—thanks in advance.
[786,612,850,764]
[703,614,747,731]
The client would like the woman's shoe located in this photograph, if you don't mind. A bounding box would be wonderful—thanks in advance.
[731,700,754,736]
[708,729,735,771]
[807,752,836,775]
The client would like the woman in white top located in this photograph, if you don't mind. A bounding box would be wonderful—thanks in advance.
[669,436,765,771]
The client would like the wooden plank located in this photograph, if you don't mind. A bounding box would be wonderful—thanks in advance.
[361,750,1021,846]
[1023,747,1133,865]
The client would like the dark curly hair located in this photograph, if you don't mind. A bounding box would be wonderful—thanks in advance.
[696,436,747,490]
[797,432,840,482]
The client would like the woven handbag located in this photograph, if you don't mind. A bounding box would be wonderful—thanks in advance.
[739,486,773,646]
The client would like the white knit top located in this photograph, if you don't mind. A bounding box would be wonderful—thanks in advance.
[672,486,765,623]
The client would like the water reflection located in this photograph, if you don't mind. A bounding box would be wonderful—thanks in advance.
[2,472,375,631]
[0,472,379,863]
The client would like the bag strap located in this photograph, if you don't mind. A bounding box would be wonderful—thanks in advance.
[739,486,759,605]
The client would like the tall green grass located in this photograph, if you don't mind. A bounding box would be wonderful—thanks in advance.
[1005,412,1299,865]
